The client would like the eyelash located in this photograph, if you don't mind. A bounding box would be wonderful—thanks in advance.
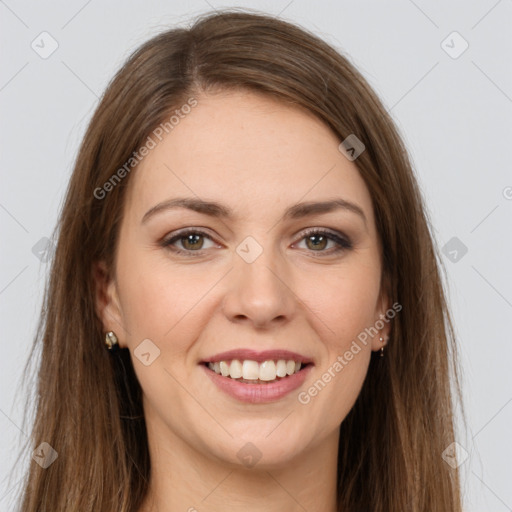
[161,227,353,257]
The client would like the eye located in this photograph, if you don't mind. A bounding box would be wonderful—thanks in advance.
[161,227,352,257]
[161,229,216,255]
[293,228,352,255]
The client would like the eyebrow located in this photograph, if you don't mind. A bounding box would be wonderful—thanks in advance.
[141,196,367,227]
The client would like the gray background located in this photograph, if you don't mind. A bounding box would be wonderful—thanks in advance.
[1,1,511,510]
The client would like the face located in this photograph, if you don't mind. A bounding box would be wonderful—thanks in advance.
[95,89,390,470]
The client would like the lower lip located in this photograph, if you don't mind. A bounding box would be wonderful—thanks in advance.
[200,363,313,403]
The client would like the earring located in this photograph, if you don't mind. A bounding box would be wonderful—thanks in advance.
[379,336,385,357]
[105,331,119,352]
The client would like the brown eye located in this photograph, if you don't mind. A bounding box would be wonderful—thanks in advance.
[305,233,329,251]
[180,233,205,251]
[295,228,352,255]
[162,229,215,255]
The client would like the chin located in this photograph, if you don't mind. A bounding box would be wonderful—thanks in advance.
[205,429,308,471]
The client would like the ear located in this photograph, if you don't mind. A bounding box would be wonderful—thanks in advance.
[92,260,127,348]
[371,273,392,352]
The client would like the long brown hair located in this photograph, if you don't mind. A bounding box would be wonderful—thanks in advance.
[14,8,467,511]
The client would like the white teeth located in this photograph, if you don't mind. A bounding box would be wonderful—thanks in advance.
[207,358,304,380]
[259,360,276,381]
[242,360,260,380]
[229,359,243,378]
[276,359,288,377]
[219,361,230,377]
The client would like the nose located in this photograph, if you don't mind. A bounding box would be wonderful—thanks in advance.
[221,244,297,329]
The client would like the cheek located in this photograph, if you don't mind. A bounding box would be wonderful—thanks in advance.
[302,260,381,343]
[295,260,379,408]
[117,247,198,336]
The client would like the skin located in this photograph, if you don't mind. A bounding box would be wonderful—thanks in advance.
[94,89,391,512]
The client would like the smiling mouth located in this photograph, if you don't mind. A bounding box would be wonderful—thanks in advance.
[202,359,312,384]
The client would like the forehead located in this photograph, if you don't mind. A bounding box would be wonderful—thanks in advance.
[124,90,374,226]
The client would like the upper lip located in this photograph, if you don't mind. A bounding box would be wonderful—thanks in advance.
[200,349,314,365]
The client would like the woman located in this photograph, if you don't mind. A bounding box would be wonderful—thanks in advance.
[16,9,466,511]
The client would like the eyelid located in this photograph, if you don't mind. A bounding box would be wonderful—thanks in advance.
[161,227,219,250]
[161,226,352,256]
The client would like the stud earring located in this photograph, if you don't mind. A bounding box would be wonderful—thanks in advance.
[105,331,119,352]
